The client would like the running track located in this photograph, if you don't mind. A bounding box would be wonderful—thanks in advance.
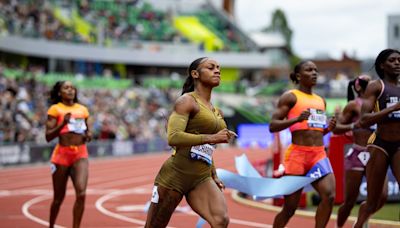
[0,147,398,228]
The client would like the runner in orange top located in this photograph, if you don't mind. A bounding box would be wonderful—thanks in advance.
[269,60,336,228]
[45,81,91,228]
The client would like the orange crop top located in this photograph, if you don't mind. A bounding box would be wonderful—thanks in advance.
[47,102,89,135]
[287,89,326,132]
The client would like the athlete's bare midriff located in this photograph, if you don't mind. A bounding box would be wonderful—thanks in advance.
[291,130,324,146]
[375,122,400,142]
[59,133,86,146]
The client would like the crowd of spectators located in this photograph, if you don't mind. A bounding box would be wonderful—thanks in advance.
[0,0,248,51]
[0,64,352,145]
[0,0,78,41]
[0,64,179,144]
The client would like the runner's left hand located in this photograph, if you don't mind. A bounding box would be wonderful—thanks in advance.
[85,131,92,142]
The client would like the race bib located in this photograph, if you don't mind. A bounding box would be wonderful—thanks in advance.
[386,97,400,119]
[190,144,216,165]
[50,163,57,174]
[308,108,327,128]
[151,186,159,203]
[357,151,370,166]
[67,118,87,134]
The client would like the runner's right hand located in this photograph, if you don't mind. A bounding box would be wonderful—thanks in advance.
[63,113,71,125]
[212,129,233,143]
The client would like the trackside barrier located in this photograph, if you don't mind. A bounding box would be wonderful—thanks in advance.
[328,134,352,204]
[0,138,168,167]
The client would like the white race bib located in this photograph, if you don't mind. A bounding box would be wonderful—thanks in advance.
[308,108,327,128]
[67,118,87,134]
[357,151,370,166]
[386,97,400,118]
[190,144,216,165]
[50,163,57,174]
[151,186,159,203]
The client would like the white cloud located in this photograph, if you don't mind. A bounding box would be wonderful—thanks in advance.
[234,0,400,59]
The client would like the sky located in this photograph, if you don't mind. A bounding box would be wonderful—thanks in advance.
[233,0,400,60]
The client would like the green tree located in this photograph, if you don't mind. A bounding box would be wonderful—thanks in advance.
[263,9,300,66]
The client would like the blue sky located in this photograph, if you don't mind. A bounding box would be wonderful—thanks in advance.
[234,0,400,60]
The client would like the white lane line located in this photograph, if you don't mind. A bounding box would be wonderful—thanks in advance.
[19,188,150,228]
[21,194,65,228]
[185,210,273,228]
[230,218,273,228]
[96,185,273,228]
[89,174,155,189]
[0,188,150,197]
[95,188,169,227]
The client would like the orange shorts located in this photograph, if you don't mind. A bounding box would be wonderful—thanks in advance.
[283,144,326,175]
[51,144,88,166]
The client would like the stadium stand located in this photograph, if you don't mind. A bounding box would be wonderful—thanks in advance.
[0,0,349,149]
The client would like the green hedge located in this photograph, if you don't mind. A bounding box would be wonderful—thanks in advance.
[3,69,132,90]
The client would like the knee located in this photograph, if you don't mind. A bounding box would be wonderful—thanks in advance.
[365,201,380,214]
[282,205,297,218]
[53,193,66,206]
[75,190,86,202]
[52,197,64,207]
[379,191,388,204]
[342,199,356,208]
[211,213,229,227]
[320,191,335,205]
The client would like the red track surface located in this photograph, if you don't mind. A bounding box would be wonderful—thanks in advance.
[0,147,397,228]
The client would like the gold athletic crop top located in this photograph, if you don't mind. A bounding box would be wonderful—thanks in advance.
[168,92,227,155]
[287,89,326,132]
[47,102,89,135]
[155,92,227,193]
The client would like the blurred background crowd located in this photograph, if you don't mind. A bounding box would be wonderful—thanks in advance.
[0,0,398,146]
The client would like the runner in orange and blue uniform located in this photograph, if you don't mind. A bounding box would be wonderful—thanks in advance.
[46,81,91,228]
[269,60,336,228]
[354,49,400,228]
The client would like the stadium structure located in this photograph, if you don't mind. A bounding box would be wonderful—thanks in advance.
[0,0,292,166]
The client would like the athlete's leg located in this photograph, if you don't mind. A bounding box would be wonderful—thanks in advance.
[145,185,183,228]
[390,149,400,185]
[354,147,389,228]
[336,170,363,227]
[388,149,400,221]
[49,164,70,228]
[273,188,303,228]
[187,178,229,228]
[70,158,89,228]
[312,173,335,228]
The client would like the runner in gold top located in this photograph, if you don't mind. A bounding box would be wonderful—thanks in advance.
[145,57,236,228]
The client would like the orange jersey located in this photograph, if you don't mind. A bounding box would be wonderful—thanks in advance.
[287,89,326,132]
[47,102,89,135]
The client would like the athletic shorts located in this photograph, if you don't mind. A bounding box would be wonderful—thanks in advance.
[284,144,327,175]
[345,144,369,171]
[368,132,400,159]
[51,144,88,166]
